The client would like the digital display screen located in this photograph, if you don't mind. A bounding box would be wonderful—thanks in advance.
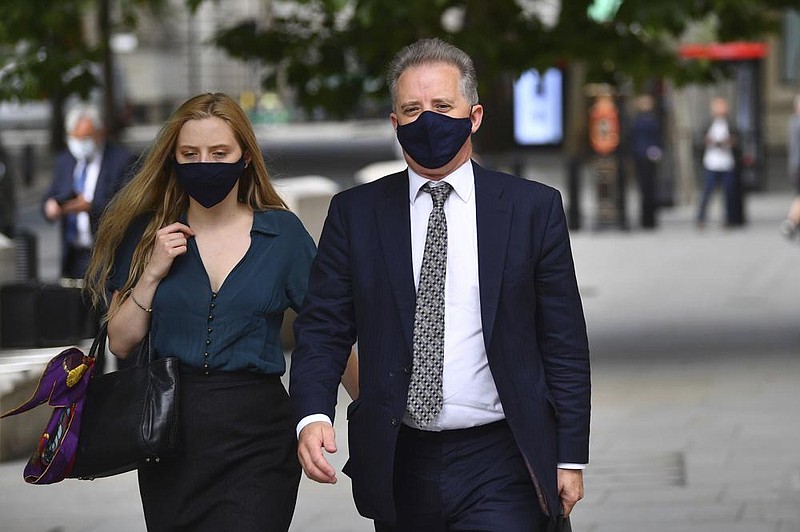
[513,68,564,146]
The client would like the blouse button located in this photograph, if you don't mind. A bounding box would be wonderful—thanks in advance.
[207,328,213,334]
[208,315,213,321]
[206,339,211,345]
[204,352,209,358]
[210,303,216,309]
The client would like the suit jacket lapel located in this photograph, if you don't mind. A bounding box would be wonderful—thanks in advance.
[376,171,416,354]
[474,162,513,349]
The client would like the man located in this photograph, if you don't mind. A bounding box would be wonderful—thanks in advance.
[42,104,136,279]
[290,38,590,531]
[696,96,740,228]
[629,94,662,229]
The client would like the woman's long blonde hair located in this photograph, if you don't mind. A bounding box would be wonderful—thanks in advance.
[85,92,287,316]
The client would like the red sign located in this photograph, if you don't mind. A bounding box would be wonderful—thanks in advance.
[679,42,768,61]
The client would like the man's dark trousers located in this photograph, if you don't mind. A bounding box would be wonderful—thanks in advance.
[374,421,547,532]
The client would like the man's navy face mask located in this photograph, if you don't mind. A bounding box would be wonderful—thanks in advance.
[396,110,473,169]
[173,156,246,208]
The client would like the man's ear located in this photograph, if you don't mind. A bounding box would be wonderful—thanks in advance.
[469,104,484,134]
[390,112,399,130]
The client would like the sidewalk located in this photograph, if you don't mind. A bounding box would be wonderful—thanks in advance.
[1,139,799,530]
[569,192,800,532]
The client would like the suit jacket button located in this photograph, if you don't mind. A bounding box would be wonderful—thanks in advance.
[388,371,394,377]
[403,366,411,374]
[390,417,398,427]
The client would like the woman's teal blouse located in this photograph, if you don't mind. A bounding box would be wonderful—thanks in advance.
[109,210,316,375]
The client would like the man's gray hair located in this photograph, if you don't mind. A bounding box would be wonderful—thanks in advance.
[388,38,479,107]
[65,103,104,134]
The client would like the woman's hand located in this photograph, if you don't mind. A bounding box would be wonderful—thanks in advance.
[144,222,195,281]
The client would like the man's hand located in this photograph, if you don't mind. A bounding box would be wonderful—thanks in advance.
[297,421,338,484]
[557,468,584,517]
[43,198,62,221]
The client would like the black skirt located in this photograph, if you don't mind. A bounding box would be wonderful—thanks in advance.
[138,370,301,532]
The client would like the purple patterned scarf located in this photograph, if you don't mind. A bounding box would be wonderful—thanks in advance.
[1,347,95,484]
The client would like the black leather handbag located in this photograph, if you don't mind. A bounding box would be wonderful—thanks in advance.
[68,325,180,479]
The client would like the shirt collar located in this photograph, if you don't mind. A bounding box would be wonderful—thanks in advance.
[251,210,281,235]
[408,159,474,205]
[178,209,281,236]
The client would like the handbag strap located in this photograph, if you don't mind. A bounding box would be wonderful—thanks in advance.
[89,322,153,372]
[88,322,108,361]
[134,330,154,366]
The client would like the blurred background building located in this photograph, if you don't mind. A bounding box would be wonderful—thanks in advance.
[116,0,270,124]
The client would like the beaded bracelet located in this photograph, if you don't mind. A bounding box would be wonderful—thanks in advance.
[129,290,152,313]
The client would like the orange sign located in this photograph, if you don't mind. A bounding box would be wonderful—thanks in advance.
[588,95,619,156]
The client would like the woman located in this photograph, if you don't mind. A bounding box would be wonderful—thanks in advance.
[86,92,356,531]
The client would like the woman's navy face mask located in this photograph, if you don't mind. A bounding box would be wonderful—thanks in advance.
[173,157,246,208]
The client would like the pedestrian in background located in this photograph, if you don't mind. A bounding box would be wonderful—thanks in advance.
[42,104,136,279]
[629,94,663,229]
[291,38,590,531]
[780,94,800,239]
[696,96,740,228]
[85,92,356,531]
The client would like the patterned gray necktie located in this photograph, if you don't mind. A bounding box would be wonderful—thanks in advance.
[407,181,452,427]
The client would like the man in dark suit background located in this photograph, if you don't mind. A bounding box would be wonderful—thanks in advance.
[290,38,590,531]
[629,94,663,229]
[42,103,136,279]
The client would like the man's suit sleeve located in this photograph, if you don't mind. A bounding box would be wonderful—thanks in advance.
[535,190,591,465]
[41,152,73,219]
[290,194,357,425]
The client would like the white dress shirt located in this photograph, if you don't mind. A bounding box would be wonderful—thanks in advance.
[74,148,104,248]
[404,162,505,430]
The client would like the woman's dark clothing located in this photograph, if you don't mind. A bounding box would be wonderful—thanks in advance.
[110,209,315,531]
[138,370,300,532]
